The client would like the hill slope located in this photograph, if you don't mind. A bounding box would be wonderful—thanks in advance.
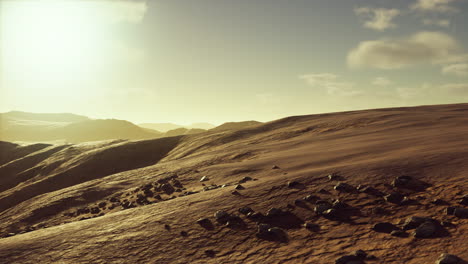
[0,104,467,264]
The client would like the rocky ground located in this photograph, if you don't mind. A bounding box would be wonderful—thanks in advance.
[0,103,467,263]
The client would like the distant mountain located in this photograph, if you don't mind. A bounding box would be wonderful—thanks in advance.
[163,128,206,137]
[138,123,182,133]
[139,122,215,132]
[0,112,161,143]
[210,121,262,131]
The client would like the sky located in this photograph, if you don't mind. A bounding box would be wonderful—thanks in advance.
[1,0,468,125]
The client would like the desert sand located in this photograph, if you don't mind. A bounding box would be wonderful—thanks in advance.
[0,103,467,263]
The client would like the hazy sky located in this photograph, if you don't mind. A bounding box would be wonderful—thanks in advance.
[1,0,468,125]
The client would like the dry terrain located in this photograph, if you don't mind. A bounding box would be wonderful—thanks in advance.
[0,104,467,263]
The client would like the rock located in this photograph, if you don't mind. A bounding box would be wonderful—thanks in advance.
[431,198,446,205]
[294,199,307,207]
[352,250,367,259]
[334,182,354,193]
[384,192,405,204]
[403,216,434,230]
[360,186,384,197]
[303,222,319,231]
[287,181,302,188]
[436,253,460,264]
[197,218,213,229]
[109,197,119,203]
[199,176,209,182]
[225,215,244,228]
[454,207,468,219]
[172,179,183,188]
[161,183,175,195]
[390,230,408,237]
[154,194,162,200]
[257,223,271,235]
[414,221,438,238]
[205,250,216,257]
[90,207,100,214]
[446,207,456,215]
[143,189,154,197]
[303,195,320,202]
[272,165,280,169]
[235,184,245,190]
[323,209,342,220]
[335,255,363,264]
[231,191,241,195]
[238,206,254,215]
[268,227,287,240]
[372,222,399,233]
[180,231,188,237]
[314,200,332,215]
[318,188,330,194]
[332,199,348,209]
[266,208,284,217]
[239,176,253,183]
[164,224,170,230]
[392,175,412,188]
[459,195,468,205]
[247,212,264,221]
[328,173,339,181]
[214,210,230,222]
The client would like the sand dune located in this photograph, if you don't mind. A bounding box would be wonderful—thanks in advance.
[0,104,467,263]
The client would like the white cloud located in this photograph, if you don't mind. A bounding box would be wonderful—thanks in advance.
[442,63,468,76]
[440,83,468,95]
[422,19,450,27]
[300,73,363,96]
[373,77,392,86]
[347,31,462,69]
[411,0,459,13]
[98,0,148,24]
[354,7,400,31]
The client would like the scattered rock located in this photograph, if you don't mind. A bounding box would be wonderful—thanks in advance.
[459,195,468,205]
[161,183,175,195]
[384,192,405,204]
[334,182,354,193]
[332,199,348,209]
[287,181,302,188]
[200,176,209,182]
[266,208,284,217]
[436,253,461,264]
[197,218,213,229]
[90,207,100,214]
[205,250,216,257]
[314,200,332,215]
[180,231,188,237]
[328,173,340,181]
[454,208,468,219]
[214,210,230,223]
[235,184,245,190]
[390,230,408,237]
[372,222,399,233]
[303,222,319,231]
[446,207,456,215]
[359,186,384,197]
[403,216,434,230]
[272,165,280,169]
[238,206,254,215]
[247,212,264,221]
[392,175,412,188]
[232,191,240,195]
[172,179,183,188]
[414,221,439,238]
[303,195,320,202]
[239,176,253,183]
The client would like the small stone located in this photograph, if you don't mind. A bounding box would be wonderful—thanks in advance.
[323,209,342,220]
[239,176,253,183]
[459,195,468,205]
[390,230,408,237]
[247,212,264,221]
[303,222,319,231]
[318,188,330,194]
[180,231,188,237]
[431,198,446,205]
[205,250,216,257]
[214,210,230,222]
[287,181,302,188]
[414,221,438,238]
[197,218,213,229]
[332,199,348,209]
[334,182,354,193]
[454,207,468,219]
[303,195,320,202]
[335,255,362,264]
[352,250,367,258]
[436,253,460,264]
[446,207,456,215]
[268,227,287,240]
[161,183,175,195]
[272,165,280,169]
[90,207,100,214]
[238,206,254,215]
[314,200,332,215]
[371,207,386,215]
[235,184,245,190]
[164,224,170,230]
[360,186,384,197]
[403,216,434,230]
[372,222,399,233]
[328,173,339,181]
[257,223,271,235]
[384,192,405,204]
[266,207,284,217]
[294,199,307,207]
[200,176,209,182]
[231,190,240,195]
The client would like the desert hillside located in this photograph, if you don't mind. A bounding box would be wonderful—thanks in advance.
[0,104,467,264]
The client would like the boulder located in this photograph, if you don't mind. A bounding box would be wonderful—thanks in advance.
[436,253,460,264]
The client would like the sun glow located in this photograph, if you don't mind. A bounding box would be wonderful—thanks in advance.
[0,0,145,106]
